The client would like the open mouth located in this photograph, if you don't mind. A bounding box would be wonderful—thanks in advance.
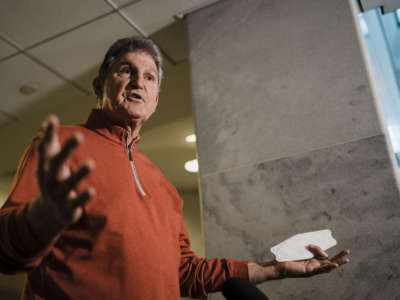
[125,92,143,102]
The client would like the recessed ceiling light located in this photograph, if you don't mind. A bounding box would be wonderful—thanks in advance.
[184,159,198,173]
[185,134,196,143]
[19,83,39,95]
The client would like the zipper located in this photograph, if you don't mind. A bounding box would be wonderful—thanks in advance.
[126,134,147,197]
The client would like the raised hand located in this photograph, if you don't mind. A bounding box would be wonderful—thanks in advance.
[26,115,95,244]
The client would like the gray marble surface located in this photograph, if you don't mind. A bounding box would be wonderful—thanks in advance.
[188,0,381,176]
[201,135,400,300]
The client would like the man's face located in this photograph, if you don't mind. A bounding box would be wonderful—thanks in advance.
[99,51,159,126]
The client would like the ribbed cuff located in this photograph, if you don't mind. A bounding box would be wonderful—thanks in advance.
[229,260,249,280]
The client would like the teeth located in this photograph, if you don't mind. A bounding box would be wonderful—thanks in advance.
[124,92,142,101]
[132,93,141,99]
[128,95,142,102]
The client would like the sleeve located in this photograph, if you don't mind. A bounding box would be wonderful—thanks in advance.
[178,220,249,298]
[0,137,52,274]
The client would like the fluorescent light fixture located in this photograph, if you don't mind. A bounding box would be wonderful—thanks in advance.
[184,159,198,173]
[388,125,400,152]
[185,134,196,143]
[396,9,400,25]
[358,13,369,36]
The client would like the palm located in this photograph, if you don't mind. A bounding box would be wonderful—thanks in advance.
[277,245,350,278]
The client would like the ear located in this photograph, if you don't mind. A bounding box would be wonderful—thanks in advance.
[92,77,104,101]
[153,95,159,113]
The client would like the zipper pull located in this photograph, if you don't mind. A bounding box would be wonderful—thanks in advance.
[125,132,130,147]
[126,133,133,161]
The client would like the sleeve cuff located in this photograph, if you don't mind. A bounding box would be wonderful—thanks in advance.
[229,260,249,280]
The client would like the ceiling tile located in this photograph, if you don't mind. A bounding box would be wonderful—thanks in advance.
[0,0,112,48]
[120,0,221,35]
[0,114,10,124]
[151,19,188,63]
[120,0,179,35]
[143,61,194,129]
[29,13,139,89]
[0,77,94,174]
[74,67,100,98]
[109,0,143,8]
[0,40,18,60]
[178,0,221,15]
[0,54,65,119]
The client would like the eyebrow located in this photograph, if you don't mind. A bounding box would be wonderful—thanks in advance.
[118,61,158,75]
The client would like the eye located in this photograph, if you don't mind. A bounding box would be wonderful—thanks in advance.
[117,66,132,77]
[145,74,156,82]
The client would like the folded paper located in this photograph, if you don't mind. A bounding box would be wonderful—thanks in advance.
[270,229,337,262]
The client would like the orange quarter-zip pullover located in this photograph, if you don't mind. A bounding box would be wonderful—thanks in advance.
[0,109,248,299]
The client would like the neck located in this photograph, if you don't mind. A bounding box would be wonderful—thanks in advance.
[100,109,142,144]
[125,124,142,145]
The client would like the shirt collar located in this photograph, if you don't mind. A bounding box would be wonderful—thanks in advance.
[84,109,142,149]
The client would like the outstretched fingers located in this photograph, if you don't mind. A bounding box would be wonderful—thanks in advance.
[311,262,338,275]
[37,115,60,183]
[33,114,97,233]
[307,244,329,259]
[331,249,350,265]
[49,133,83,179]
[305,244,351,275]
[69,187,96,208]
[36,115,95,205]
[58,161,95,197]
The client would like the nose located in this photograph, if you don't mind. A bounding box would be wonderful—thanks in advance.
[128,73,144,89]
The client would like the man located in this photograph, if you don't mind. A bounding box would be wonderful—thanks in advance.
[0,36,349,300]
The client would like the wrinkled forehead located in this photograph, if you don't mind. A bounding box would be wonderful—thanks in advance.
[111,51,158,73]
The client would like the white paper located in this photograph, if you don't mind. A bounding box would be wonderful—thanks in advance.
[270,229,337,262]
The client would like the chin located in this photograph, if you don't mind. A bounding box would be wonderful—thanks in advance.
[127,112,148,122]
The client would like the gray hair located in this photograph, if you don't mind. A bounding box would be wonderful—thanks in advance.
[98,36,163,88]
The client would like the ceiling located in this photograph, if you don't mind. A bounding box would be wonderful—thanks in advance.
[0,0,220,192]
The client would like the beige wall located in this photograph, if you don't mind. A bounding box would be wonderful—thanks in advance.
[0,174,13,208]
[179,189,205,300]
[180,189,205,258]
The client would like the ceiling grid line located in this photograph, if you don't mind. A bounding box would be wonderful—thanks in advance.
[174,0,222,18]
[104,0,148,37]
[23,12,119,53]
[0,33,21,121]
[103,0,179,65]
[0,33,91,96]
[0,110,19,122]
[0,0,142,64]
[0,51,21,64]
[23,0,143,54]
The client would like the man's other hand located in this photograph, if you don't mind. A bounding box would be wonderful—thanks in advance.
[276,245,350,278]
[248,244,350,284]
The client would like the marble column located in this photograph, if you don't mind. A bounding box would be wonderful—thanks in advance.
[187,0,400,299]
